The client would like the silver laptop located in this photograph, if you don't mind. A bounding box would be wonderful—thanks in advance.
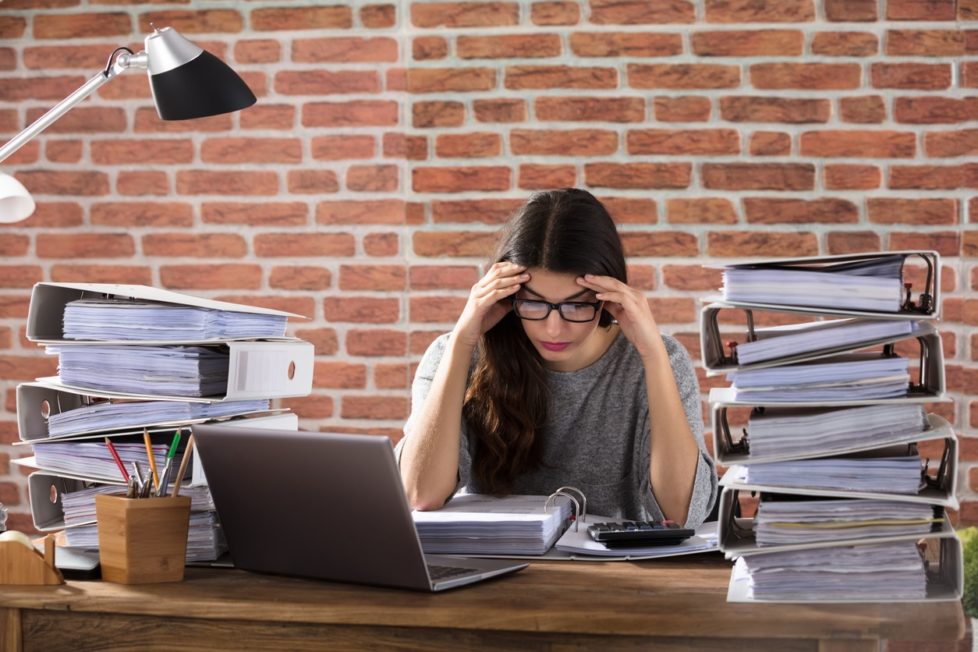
[191,424,527,591]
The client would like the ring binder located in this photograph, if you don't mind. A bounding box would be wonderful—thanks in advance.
[546,486,588,531]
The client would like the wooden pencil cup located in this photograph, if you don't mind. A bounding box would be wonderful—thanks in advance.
[96,494,191,584]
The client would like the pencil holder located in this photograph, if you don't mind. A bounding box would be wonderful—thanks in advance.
[96,493,191,584]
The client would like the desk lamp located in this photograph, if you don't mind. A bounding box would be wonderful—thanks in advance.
[0,25,256,223]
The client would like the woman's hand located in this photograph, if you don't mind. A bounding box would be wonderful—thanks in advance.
[577,274,663,361]
[452,262,529,349]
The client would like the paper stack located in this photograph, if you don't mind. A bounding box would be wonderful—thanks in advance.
[701,251,962,603]
[14,282,315,565]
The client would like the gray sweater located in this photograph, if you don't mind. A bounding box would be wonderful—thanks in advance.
[397,330,718,527]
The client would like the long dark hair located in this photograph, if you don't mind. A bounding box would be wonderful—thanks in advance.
[462,188,628,494]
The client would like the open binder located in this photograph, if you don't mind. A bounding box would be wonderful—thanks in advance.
[700,305,939,375]
[719,435,959,509]
[708,251,940,319]
[27,281,307,344]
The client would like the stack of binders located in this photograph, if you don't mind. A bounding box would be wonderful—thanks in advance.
[701,251,963,603]
[13,283,314,564]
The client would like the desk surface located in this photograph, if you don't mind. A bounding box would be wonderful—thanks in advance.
[0,554,966,652]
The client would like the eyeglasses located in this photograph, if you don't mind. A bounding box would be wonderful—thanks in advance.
[511,297,602,323]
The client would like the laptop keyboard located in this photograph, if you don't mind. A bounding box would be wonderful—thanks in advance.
[427,564,476,581]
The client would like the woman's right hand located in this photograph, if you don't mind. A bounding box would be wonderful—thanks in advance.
[452,261,529,349]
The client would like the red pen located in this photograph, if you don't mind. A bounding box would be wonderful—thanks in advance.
[104,437,130,483]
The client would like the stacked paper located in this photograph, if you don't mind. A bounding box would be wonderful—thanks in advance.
[61,484,215,528]
[30,442,168,483]
[47,399,270,438]
[63,510,224,562]
[735,319,914,365]
[412,494,573,556]
[728,354,909,402]
[733,457,924,495]
[63,299,287,341]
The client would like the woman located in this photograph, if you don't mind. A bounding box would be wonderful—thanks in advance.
[397,188,717,527]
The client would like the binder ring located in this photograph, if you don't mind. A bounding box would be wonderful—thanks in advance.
[545,485,588,531]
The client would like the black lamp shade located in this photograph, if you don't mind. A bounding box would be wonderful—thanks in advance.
[150,50,256,121]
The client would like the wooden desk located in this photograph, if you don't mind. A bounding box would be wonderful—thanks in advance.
[0,555,965,652]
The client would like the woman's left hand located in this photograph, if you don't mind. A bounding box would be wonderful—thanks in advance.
[577,274,663,361]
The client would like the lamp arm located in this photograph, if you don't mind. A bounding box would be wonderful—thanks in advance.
[0,51,148,165]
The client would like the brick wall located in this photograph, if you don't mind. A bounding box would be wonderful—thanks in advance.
[0,0,975,534]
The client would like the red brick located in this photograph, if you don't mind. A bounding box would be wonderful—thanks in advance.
[839,96,886,123]
[235,39,281,64]
[435,133,502,158]
[518,164,576,190]
[627,129,739,155]
[410,265,480,290]
[824,165,881,190]
[811,32,878,56]
[49,265,150,285]
[749,131,790,156]
[621,232,698,257]
[46,140,82,163]
[743,198,858,224]
[886,30,965,56]
[252,6,352,30]
[303,101,398,127]
[202,202,307,226]
[142,233,246,258]
[799,131,915,158]
[0,75,88,102]
[704,0,813,22]
[312,361,367,389]
[751,63,860,89]
[14,170,108,196]
[570,32,682,57]
[532,1,580,25]
[176,170,278,195]
[310,135,376,161]
[413,101,465,129]
[24,106,125,133]
[653,96,711,122]
[37,233,132,258]
[294,328,339,356]
[707,232,818,257]
[375,363,412,390]
[408,68,496,93]
[324,297,400,323]
[585,163,691,189]
[535,97,645,122]
[964,62,978,88]
[871,63,951,90]
[702,163,814,190]
[287,171,340,195]
[889,231,960,256]
[511,129,618,156]
[886,0,956,20]
[346,329,408,356]
[279,395,333,420]
[626,265,656,290]
[411,2,518,27]
[293,37,398,63]
[692,30,803,56]
[364,233,400,257]
[0,294,29,319]
[410,296,467,323]
[160,265,262,290]
[867,198,959,224]
[412,37,447,62]
[255,233,356,258]
[201,138,301,164]
[269,266,332,291]
[0,16,26,38]
[91,202,193,227]
[275,70,379,95]
[346,165,399,192]
[339,265,406,291]
[0,266,42,289]
[459,34,561,58]
[599,197,657,224]
[825,0,877,21]
[341,395,409,420]
[14,202,81,228]
[589,0,694,23]
[412,166,510,193]
[33,13,130,39]
[317,200,406,225]
[91,139,193,165]
[629,64,739,89]
[827,231,881,254]
[0,236,28,258]
[505,66,616,90]
[137,10,242,33]
[889,165,978,190]
[894,97,978,124]
[666,198,737,224]
[431,199,523,224]
[413,232,498,258]
[361,4,396,28]
[925,129,978,158]
[719,96,829,123]
[662,265,723,291]
[383,133,428,161]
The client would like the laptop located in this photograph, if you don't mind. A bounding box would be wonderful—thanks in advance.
[191,424,528,591]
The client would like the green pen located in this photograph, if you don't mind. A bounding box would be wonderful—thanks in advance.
[157,431,183,497]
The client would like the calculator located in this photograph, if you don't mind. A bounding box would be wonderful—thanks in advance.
[586,520,695,548]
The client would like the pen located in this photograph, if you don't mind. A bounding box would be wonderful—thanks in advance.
[170,434,195,499]
[104,437,130,483]
[157,430,182,497]
[131,461,145,497]
[143,428,160,491]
